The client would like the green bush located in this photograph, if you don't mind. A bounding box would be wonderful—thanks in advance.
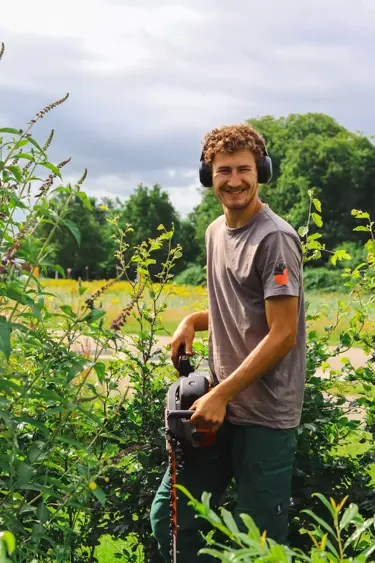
[173,263,207,286]
[303,267,349,292]
[180,488,375,561]
[0,45,180,560]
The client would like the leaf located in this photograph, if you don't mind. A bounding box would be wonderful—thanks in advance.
[353,226,370,232]
[83,309,106,324]
[63,219,81,247]
[312,213,323,228]
[7,165,22,182]
[313,198,322,212]
[220,508,239,534]
[331,249,351,265]
[9,191,28,209]
[270,544,289,562]
[92,485,106,505]
[298,226,309,237]
[0,127,22,135]
[59,305,76,318]
[16,462,35,486]
[55,435,85,449]
[343,517,375,550]
[77,406,102,426]
[0,316,12,361]
[198,549,232,562]
[13,152,34,161]
[52,186,72,195]
[39,262,65,278]
[20,483,62,499]
[6,286,31,306]
[36,388,66,403]
[359,543,375,559]
[14,139,29,148]
[36,502,50,523]
[27,441,48,464]
[239,513,261,542]
[76,190,92,210]
[94,362,106,384]
[25,135,46,155]
[17,417,50,437]
[340,503,358,530]
[301,509,336,537]
[0,531,16,555]
[68,360,88,382]
[40,160,62,178]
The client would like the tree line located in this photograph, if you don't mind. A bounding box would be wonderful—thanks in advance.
[38,112,375,281]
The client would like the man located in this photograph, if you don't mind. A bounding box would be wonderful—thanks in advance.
[150,123,306,562]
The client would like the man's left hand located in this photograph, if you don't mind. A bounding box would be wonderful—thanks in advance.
[190,388,229,431]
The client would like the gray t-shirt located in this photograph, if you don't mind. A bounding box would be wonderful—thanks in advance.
[205,205,306,429]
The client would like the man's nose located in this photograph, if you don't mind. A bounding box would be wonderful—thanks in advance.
[227,170,242,188]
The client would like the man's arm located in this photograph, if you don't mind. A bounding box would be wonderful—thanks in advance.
[215,295,297,401]
[190,296,298,428]
[169,310,209,369]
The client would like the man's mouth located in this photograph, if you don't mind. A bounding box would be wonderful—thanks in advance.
[223,188,246,195]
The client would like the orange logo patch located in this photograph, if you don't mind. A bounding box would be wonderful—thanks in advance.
[274,262,288,285]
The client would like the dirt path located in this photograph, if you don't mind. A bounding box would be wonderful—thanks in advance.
[69,333,373,420]
[70,333,372,371]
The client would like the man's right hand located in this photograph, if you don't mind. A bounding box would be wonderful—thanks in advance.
[169,318,196,370]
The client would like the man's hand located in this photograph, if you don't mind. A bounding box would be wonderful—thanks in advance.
[169,310,209,370]
[169,318,196,370]
[190,387,229,431]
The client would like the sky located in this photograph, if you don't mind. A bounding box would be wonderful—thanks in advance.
[1,0,375,217]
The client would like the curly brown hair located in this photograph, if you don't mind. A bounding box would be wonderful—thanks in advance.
[202,123,266,168]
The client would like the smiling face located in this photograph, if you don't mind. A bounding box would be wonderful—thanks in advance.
[211,149,262,223]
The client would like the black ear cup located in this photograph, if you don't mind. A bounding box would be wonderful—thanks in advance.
[199,151,213,187]
[256,152,273,184]
[199,144,273,187]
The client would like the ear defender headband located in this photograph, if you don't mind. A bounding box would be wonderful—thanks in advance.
[199,138,273,188]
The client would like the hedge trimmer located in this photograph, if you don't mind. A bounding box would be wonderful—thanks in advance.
[165,346,217,562]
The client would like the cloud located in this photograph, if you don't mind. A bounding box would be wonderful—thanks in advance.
[1,0,375,216]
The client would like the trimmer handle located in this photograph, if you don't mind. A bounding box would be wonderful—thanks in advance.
[177,344,194,377]
[167,410,194,420]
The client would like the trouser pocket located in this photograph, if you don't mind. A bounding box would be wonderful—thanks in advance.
[235,456,295,545]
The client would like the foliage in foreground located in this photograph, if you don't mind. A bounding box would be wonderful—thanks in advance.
[179,487,375,562]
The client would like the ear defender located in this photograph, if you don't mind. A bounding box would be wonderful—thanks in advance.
[199,143,273,188]
[199,151,213,188]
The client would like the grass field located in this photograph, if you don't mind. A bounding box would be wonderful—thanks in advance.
[38,279,374,343]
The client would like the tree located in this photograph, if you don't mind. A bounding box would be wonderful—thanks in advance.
[190,188,223,266]
[113,183,187,278]
[37,193,114,279]
[247,113,375,254]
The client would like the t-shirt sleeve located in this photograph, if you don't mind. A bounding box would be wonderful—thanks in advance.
[256,230,302,299]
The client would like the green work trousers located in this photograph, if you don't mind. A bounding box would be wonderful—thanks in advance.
[150,420,297,562]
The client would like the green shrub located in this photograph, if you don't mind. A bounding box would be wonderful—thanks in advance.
[173,263,207,286]
[303,267,349,292]
[180,488,375,561]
